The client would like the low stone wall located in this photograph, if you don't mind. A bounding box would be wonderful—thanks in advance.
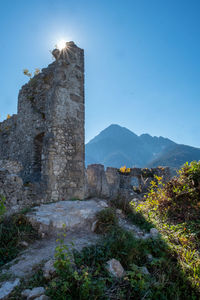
[0,160,171,213]
[86,164,171,200]
[0,160,43,214]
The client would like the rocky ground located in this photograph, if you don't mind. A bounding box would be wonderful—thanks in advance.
[0,197,156,299]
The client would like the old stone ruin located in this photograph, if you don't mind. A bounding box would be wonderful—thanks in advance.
[0,41,85,211]
[0,41,170,213]
[0,42,171,299]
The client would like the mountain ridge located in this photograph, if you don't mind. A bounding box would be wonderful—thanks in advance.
[85,124,200,169]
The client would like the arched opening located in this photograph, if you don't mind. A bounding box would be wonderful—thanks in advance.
[33,132,44,182]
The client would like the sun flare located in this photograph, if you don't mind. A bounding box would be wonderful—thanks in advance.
[57,40,66,50]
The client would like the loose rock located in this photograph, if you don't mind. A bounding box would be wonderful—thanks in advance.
[20,241,29,247]
[0,278,20,300]
[140,266,150,275]
[91,220,98,232]
[150,228,159,238]
[116,209,123,215]
[34,296,50,300]
[27,287,45,300]
[106,259,125,278]
[147,254,153,262]
[43,260,56,279]
[21,289,31,298]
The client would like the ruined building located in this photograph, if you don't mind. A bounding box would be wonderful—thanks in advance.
[0,42,170,212]
[0,42,85,203]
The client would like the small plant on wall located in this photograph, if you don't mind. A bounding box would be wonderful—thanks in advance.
[23,68,40,78]
[119,165,131,174]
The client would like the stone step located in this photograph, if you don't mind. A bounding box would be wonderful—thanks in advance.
[26,198,108,236]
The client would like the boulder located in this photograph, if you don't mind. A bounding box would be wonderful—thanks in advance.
[106,259,125,278]
[27,287,45,300]
[26,199,108,234]
[21,289,31,298]
[24,287,45,300]
[43,260,56,279]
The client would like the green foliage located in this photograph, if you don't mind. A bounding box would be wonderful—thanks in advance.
[74,225,198,299]
[131,161,200,297]
[126,264,150,296]
[128,210,153,231]
[0,195,6,219]
[75,227,146,269]
[110,196,133,215]
[46,234,106,300]
[8,268,48,299]
[136,161,200,223]
[18,161,200,299]
[0,213,38,266]
[35,216,199,300]
[95,208,118,233]
[179,160,200,186]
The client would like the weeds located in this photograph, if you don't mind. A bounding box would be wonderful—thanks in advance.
[95,208,118,233]
[131,161,200,298]
[0,213,38,266]
[0,195,6,219]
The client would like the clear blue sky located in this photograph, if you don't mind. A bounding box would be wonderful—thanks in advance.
[0,0,200,147]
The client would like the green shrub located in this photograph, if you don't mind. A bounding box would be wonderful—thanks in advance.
[0,213,38,266]
[46,235,106,300]
[140,161,200,223]
[0,195,6,219]
[110,196,133,215]
[95,208,118,233]
[132,161,200,297]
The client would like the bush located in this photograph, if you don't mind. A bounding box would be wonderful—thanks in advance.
[0,213,38,266]
[142,161,200,223]
[132,161,200,297]
[46,235,106,300]
[94,208,118,233]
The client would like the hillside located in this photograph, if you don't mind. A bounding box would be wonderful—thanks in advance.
[85,124,200,169]
[148,144,200,168]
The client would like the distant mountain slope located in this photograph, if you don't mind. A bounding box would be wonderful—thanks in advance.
[147,144,200,168]
[86,125,152,167]
[85,124,195,168]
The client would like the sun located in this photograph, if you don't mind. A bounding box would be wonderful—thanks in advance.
[57,40,66,50]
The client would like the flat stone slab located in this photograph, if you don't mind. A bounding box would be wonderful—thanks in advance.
[26,199,108,235]
[1,231,99,279]
[0,278,20,299]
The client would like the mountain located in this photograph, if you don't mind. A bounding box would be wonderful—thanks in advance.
[147,144,200,168]
[85,124,200,169]
[86,125,152,167]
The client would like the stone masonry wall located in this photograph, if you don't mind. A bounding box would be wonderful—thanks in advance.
[86,164,171,200]
[0,160,40,213]
[0,41,171,211]
[1,161,171,213]
[0,42,85,203]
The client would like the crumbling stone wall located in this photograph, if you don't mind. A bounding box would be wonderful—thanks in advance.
[0,42,85,203]
[0,41,171,211]
[0,160,40,213]
[86,164,171,200]
[0,160,171,212]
